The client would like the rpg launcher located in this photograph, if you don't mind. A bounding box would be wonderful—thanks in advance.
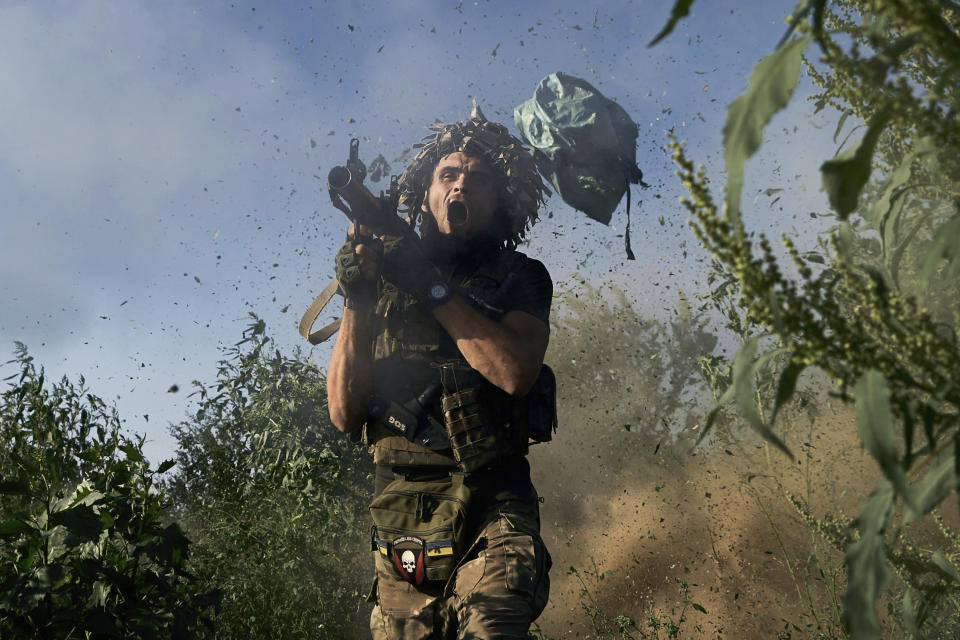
[300,138,413,346]
[327,138,411,238]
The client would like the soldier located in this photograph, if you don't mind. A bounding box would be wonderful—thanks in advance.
[326,105,555,639]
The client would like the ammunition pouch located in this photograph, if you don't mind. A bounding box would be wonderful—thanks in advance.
[524,365,558,444]
[439,362,558,473]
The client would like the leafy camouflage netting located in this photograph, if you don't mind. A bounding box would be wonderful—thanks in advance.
[397,103,550,250]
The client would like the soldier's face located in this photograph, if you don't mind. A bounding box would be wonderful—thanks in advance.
[422,152,499,240]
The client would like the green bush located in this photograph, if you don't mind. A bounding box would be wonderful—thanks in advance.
[0,344,217,639]
[165,316,373,639]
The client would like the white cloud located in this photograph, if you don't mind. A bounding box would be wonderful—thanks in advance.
[0,1,320,352]
[0,2,297,217]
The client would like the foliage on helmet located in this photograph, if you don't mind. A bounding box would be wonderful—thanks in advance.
[397,106,550,249]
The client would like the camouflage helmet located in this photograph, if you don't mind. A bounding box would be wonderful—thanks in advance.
[397,102,550,249]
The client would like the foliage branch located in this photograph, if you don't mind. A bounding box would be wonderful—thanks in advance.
[657,0,960,638]
[0,344,217,639]
[164,316,372,639]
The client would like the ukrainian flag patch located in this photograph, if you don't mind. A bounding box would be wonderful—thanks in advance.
[425,540,454,557]
[376,540,390,557]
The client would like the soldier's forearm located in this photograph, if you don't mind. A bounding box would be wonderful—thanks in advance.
[432,297,548,396]
[326,306,374,433]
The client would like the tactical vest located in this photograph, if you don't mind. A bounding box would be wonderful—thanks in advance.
[366,249,555,470]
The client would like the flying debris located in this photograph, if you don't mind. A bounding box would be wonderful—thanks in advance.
[516,73,647,259]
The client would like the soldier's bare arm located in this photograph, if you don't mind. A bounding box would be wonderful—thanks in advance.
[432,300,549,396]
[327,305,373,433]
[327,228,381,433]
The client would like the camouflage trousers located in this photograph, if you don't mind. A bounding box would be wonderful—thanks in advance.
[369,503,551,640]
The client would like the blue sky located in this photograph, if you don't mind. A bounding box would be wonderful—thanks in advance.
[0,0,840,464]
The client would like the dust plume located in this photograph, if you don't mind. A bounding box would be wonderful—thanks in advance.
[528,287,887,637]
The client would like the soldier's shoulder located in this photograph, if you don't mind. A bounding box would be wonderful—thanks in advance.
[490,250,552,292]
[497,248,546,271]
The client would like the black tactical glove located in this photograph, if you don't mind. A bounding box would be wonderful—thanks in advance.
[335,238,377,307]
[380,233,452,309]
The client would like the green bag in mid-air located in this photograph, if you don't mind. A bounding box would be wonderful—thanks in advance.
[514,72,644,226]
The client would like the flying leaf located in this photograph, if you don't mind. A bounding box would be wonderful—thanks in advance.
[821,110,889,219]
[647,0,694,47]
[724,37,810,233]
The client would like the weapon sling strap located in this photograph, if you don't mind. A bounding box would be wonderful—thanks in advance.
[298,277,342,345]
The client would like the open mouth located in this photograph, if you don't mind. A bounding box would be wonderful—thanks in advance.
[447,200,468,226]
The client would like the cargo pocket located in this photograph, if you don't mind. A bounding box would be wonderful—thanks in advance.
[500,517,552,619]
[452,549,485,602]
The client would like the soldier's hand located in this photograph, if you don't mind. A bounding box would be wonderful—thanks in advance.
[335,223,382,305]
[380,232,442,300]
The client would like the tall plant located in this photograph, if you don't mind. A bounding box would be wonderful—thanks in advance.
[655,1,960,637]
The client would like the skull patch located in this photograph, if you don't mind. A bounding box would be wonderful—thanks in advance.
[391,536,426,585]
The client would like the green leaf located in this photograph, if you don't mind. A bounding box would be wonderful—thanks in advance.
[89,580,111,609]
[902,591,919,638]
[723,36,810,234]
[833,110,851,144]
[855,370,910,501]
[931,551,960,585]
[836,220,856,258]
[870,150,914,252]
[770,360,805,424]
[156,459,177,474]
[119,441,144,463]
[730,338,793,459]
[691,602,707,613]
[35,563,66,589]
[0,518,32,538]
[920,210,960,287]
[905,447,956,522]
[0,478,30,495]
[647,0,694,47]
[820,110,889,219]
[843,481,894,640]
[49,504,105,541]
[694,406,722,448]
